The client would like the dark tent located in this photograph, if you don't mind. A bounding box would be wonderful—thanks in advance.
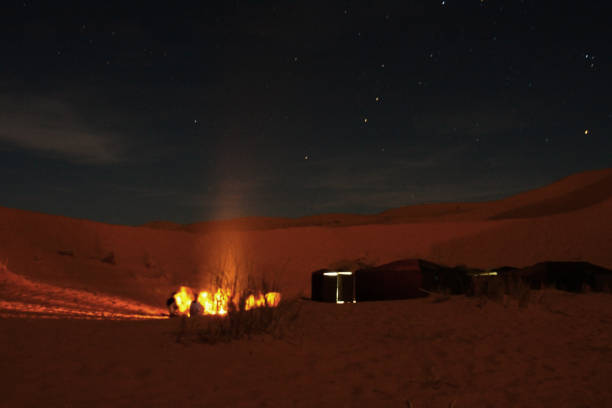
[311,269,356,303]
[493,266,520,275]
[311,259,475,302]
[356,259,474,300]
[354,260,426,301]
[419,262,474,295]
[508,261,612,292]
[311,260,612,303]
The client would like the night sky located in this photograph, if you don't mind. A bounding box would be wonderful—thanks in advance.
[2,1,611,225]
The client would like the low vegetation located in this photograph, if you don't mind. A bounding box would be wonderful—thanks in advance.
[174,275,302,345]
[470,273,532,308]
[194,296,302,344]
[101,252,116,265]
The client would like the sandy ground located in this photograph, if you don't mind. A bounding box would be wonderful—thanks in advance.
[2,290,612,408]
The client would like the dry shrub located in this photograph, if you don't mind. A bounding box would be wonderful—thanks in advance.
[504,273,531,307]
[471,273,531,308]
[173,245,302,344]
[196,297,302,344]
[143,251,156,269]
[174,276,302,345]
[471,276,504,307]
[431,287,452,303]
[101,252,116,265]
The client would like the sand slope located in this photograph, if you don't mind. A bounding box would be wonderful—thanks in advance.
[141,167,612,228]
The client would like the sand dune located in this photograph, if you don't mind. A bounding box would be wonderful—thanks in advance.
[0,168,609,306]
[0,167,610,305]
[489,169,612,219]
[142,167,612,229]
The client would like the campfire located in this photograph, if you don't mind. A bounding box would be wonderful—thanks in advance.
[168,286,281,317]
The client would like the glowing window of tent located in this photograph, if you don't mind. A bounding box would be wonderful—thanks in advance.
[322,271,356,303]
[473,271,498,277]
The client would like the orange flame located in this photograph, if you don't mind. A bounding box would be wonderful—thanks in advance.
[265,292,281,307]
[197,288,231,316]
[171,286,281,317]
[244,292,281,311]
[173,286,195,315]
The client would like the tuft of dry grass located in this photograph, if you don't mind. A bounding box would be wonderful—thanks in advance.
[195,296,302,344]
[470,273,531,308]
[101,252,116,265]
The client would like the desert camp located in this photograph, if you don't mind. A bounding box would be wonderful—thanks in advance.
[312,259,612,303]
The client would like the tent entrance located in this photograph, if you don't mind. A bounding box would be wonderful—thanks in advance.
[322,271,356,303]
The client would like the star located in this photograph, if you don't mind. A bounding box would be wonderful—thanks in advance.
[375,96,381,102]
[304,155,309,160]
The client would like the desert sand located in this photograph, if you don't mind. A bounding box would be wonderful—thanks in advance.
[2,291,612,407]
[1,167,612,407]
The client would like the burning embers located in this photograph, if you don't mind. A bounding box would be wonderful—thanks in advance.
[167,286,281,317]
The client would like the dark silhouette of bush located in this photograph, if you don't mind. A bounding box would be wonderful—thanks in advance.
[101,252,116,265]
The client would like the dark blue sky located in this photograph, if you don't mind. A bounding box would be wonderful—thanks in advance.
[1,1,611,225]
